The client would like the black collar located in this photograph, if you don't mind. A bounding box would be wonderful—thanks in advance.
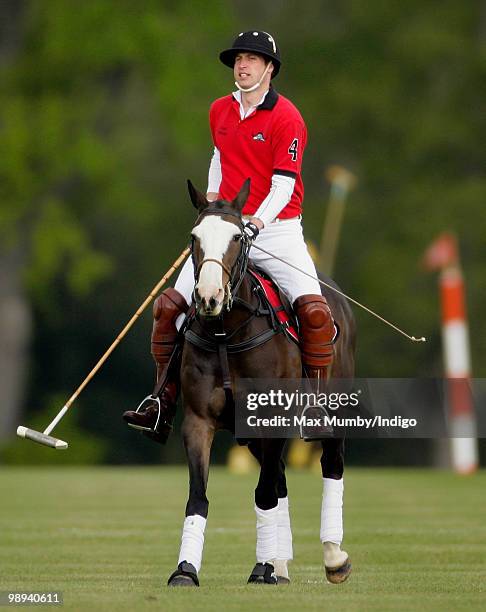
[257,87,279,110]
[232,87,279,111]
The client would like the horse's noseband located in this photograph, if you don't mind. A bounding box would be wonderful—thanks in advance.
[195,257,232,282]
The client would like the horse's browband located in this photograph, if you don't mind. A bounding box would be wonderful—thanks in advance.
[196,206,244,228]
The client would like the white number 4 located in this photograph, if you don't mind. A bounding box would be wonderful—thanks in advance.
[288,138,298,161]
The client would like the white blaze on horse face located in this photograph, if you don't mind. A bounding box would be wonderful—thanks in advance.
[193,216,239,315]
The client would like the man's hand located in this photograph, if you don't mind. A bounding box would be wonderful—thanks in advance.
[206,192,219,202]
[243,216,264,240]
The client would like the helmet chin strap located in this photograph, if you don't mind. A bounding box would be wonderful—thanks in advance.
[235,62,272,93]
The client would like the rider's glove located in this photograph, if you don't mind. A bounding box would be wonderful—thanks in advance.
[243,221,260,241]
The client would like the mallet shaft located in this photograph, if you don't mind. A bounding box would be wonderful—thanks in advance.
[44,405,69,435]
[62,247,191,412]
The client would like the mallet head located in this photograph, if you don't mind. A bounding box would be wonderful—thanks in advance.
[17,426,68,450]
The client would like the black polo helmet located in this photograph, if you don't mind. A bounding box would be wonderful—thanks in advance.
[219,30,281,78]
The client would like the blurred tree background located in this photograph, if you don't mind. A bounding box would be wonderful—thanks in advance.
[1,0,485,465]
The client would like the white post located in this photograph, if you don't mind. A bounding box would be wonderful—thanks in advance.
[440,265,478,474]
[318,166,356,276]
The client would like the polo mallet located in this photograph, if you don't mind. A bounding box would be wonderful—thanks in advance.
[17,247,191,450]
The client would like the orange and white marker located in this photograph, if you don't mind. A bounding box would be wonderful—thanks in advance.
[424,233,478,474]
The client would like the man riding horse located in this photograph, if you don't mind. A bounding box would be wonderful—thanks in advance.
[124,29,351,586]
[124,30,336,445]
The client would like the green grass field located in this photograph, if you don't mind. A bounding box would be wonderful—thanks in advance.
[0,466,485,611]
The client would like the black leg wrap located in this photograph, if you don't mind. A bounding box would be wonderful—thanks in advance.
[247,562,277,585]
[167,561,199,587]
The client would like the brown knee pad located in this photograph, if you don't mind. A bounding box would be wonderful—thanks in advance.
[151,288,188,372]
[293,294,335,369]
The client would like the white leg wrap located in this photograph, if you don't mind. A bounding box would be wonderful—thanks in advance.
[274,559,289,580]
[323,541,348,569]
[177,514,207,573]
[277,497,293,561]
[320,477,344,545]
[255,505,278,563]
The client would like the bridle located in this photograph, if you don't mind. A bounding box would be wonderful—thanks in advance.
[186,206,283,408]
[191,207,251,313]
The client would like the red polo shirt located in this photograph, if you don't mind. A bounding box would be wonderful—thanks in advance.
[209,88,307,219]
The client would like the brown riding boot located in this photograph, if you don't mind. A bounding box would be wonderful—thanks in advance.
[123,287,188,443]
[294,294,335,380]
[294,294,335,439]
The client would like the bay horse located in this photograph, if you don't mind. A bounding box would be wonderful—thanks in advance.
[167,179,355,586]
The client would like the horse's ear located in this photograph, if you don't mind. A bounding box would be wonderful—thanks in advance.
[187,179,208,211]
[232,178,251,213]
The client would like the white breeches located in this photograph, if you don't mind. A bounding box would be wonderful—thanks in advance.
[174,217,321,307]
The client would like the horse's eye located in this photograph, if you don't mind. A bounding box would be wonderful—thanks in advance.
[233,234,242,242]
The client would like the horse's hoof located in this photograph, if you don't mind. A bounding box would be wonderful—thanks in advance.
[167,561,199,587]
[276,576,290,585]
[168,575,197,587]
[325,557,352,584]
[247,562,277,585]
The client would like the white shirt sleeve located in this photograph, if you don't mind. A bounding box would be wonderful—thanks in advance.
[207,146,222,194]
[253,173,296,226]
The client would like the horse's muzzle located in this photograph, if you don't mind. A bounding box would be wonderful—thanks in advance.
[195,289,224,317]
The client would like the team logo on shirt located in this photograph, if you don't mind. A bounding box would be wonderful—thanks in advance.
[252,132,266,141]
